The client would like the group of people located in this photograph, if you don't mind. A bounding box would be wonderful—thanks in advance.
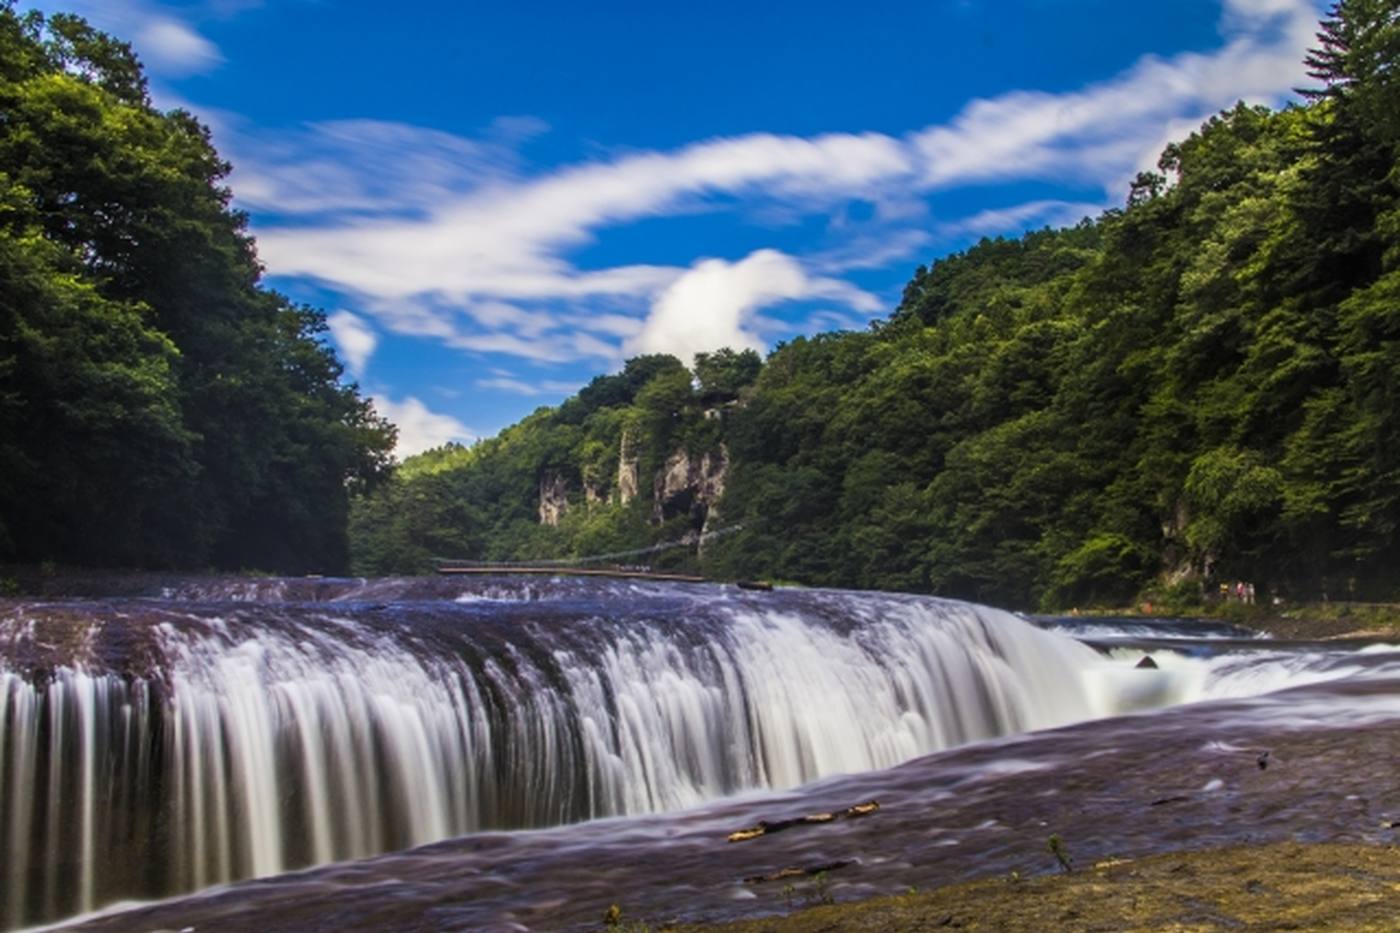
[1220,580,1256,604]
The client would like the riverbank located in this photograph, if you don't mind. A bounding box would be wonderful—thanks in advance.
[677,841,1400,932]
[1245,602,1400,640]
[1074,600,1400,641]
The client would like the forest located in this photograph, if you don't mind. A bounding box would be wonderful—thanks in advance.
[3,1,1397,607]
[0,5,396,574]
[351,2,1400,609]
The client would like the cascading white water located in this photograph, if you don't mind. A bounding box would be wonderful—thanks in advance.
[0,581,1344,929]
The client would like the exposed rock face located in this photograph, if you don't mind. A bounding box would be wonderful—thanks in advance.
[653,445,729,540]
[538,470,570,526]
[1162,499,1208,586]
[616,432,640,505]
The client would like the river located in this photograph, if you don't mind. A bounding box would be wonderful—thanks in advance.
[2,577,1396,930]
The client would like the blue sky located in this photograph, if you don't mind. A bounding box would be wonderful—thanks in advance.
[31,0,1326,456]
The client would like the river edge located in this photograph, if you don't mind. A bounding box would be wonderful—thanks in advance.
[673,841,1400,932]
[5,563,1397,639]
[1071,603,1400,641]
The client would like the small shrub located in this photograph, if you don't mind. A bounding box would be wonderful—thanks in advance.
[1047,833,1074,873]
[811,870,835,906]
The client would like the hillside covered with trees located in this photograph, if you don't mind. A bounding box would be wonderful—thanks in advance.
[0,5,395,573]
[353,1,1400,610]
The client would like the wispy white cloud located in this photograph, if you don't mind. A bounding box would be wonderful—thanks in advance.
[136,17,221,74]
[446,328,620,364]
[799,309,871,334]
[914,0,1318,193]
[229,119,529,217]
[30,0,227,76]
[252,130,914,309]
[371,395,475,459]
[474,376,584,397]
[325,310,377,379]
[809,229,934,274]
[935,199,1106,240]
[223,0,1323,373]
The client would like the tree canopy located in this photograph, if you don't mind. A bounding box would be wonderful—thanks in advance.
[0,4,395,572]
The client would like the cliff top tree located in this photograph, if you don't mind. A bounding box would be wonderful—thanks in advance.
[694,348,762,403]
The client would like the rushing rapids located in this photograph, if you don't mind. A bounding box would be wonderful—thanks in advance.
[0,577,1366,928]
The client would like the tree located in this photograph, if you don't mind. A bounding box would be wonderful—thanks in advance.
[0,6,395,572]
[693,348,762,403]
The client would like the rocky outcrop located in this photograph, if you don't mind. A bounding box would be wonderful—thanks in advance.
[653,445,729,540]
[1161,498,1208,586]
[538,470,570,526]
[616,432,639,505]
[538,437,727,532]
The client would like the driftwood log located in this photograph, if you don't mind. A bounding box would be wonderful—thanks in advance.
[726,800,880,842]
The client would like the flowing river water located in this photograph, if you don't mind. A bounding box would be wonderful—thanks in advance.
[2,577,1398,930]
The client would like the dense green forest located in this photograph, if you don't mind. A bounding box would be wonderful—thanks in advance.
[353,1,1400,609]
[0,5,395,573]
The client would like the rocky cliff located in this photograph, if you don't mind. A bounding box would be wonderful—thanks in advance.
[534,434,729,543]
[653,445,728,540]
[616,431,640,505]
[538,470,570,527]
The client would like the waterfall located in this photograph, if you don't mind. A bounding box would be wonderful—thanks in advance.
[0,581,1191,927]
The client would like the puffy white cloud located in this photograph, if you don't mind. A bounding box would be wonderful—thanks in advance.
[626,249,881,363]
[371,396,475,460]
[325,311,377,379]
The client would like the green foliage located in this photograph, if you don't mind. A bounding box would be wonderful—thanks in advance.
[694,347,762,402]
[1047,534,1154,610]
[810,870,836,906]
[1047,833,1074,873]
[0,6,394,572]
[705,3,1400,607]
[354,2,1400,605]
[350,352,728,574]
